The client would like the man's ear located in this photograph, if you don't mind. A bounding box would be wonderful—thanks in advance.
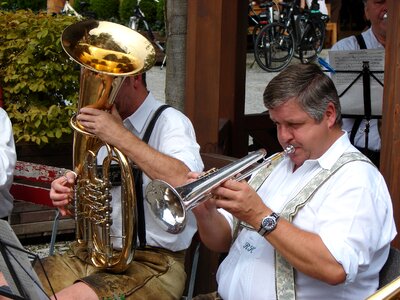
[364,4,370,21]
[325,102,337,128]
[132,74,142,88]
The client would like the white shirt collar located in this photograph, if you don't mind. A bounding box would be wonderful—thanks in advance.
[364,27,385,49]
[316,131,355,170]
[123,92,160,137]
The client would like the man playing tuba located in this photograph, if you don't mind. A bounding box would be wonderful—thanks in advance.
[33,72,203,300]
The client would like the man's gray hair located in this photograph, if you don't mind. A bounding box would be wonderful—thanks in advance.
[263,63,342,126]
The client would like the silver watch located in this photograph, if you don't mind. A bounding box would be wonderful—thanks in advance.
[258,212,280,236]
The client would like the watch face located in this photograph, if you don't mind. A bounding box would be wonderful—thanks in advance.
[262,216,276,230]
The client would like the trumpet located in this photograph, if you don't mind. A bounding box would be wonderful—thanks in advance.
[145,145,295,234]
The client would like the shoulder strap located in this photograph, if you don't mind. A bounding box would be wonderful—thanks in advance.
[350,117,363,145]
[355,33,367,49]
[142,104,171,143]
[350,34,368,149]
[231,152,285,243]
[136,104,171,248]
[275,152,374,300]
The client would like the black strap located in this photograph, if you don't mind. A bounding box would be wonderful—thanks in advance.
[350,117,363,144]
[349,34,368,148]
[135,104,170,248]
[355,34,367,50]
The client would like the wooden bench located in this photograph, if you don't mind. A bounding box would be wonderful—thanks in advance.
[9,161,75,249]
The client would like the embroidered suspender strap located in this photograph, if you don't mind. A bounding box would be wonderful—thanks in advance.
[135,104,171,248]
[248,153,284,190]
[275,152,373,300]
[231,153,285,243]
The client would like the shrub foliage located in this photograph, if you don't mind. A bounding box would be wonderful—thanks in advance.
[0,10,80,145]
[0,1,165,146]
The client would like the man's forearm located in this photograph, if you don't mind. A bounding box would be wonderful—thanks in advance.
[116,130,190,186]
[195,209,232,253]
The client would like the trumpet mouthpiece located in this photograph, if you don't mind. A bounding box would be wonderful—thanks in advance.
[284,145,295,154]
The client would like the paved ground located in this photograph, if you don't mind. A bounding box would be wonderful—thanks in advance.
[146,50,330,115]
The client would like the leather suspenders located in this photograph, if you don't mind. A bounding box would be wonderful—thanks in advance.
[135,104,170,248]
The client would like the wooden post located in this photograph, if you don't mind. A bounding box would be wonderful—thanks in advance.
[184,0,247,294]
[380,1,400,248]
[47,0,71,14]
[185,0,248,157]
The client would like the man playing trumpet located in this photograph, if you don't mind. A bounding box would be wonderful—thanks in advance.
[192,63,396,300]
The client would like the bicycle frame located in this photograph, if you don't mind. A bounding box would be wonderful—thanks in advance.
[61,1,83,19]
[253,0,327,72]
[278,1,326,54]
[128,0,166,69]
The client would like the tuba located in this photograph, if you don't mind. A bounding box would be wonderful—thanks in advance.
[61,20,156,272]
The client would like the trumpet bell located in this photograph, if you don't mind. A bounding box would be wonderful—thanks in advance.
[146,180,187,234]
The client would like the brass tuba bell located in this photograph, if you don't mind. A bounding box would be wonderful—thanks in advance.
[61,20,156,272]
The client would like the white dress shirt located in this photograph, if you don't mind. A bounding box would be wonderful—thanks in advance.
[306,0,328,15]
[0,108,16,218]
[217,133,396,300]
[102,93,204,251]
[330,28,384,152]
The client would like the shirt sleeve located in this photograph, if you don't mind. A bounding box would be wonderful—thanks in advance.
[0,109,17,187]
[148,108,204,173]
[309,162,396,282]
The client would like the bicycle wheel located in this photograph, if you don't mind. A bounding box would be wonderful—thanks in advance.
[251,24,263,47]
[254,22,295,72]
[298,19,325,64]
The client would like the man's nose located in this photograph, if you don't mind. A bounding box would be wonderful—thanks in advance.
[278,126,293,143]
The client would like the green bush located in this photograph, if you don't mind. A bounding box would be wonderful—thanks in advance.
[0,10,80,145]
[89,0,120,21]
[156,0,165,28]
[119,0,137,26]
[119,0,165,33]
[0,0,46,12]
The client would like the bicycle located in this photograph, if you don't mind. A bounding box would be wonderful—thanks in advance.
[248,1,278,46]
[60,1,96,20]
[253,0,328,72]
[128,0,166,70]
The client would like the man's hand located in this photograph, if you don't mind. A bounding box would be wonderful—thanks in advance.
[76,106,129,146]
[212,179,269,230]
[49,171,76,216]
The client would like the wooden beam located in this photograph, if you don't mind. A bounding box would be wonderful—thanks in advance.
[380,1,400,248]
[185,0,248,156]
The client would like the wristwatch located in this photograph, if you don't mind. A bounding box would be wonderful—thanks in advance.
[258,212,280,236]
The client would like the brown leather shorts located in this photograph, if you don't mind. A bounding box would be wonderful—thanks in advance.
[34,242,186,300]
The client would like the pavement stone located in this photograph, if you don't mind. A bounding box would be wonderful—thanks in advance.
[146,50,330,115]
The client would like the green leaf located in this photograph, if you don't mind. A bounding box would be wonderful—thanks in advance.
[55,128,62,139]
